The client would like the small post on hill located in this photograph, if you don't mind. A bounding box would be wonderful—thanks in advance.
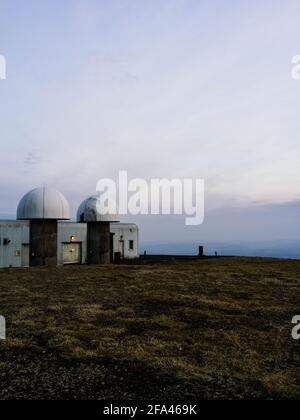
[198,246,204,258]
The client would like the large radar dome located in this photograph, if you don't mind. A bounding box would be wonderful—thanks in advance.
[77,195,119,223]
[17,187,70,220]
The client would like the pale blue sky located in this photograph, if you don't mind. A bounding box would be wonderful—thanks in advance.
[0,1,300,241]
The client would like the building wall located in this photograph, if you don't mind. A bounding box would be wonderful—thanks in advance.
[0,221,139,267]
[111,223,139,259]
[0,221,29,268]
[59,223,140,262]
[57,222,88,265]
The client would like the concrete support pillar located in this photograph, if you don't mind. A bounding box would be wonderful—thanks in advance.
[110,233,115,263]
[87,222,111,264]
[30,220,58,266]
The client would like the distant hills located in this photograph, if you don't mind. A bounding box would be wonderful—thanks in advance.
[0,213,16,221]
[2,213,299,259]
[140,240,300,259]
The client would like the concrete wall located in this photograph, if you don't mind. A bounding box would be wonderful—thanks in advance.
[0,221,139,267]
[111,223,139,259]
[57,222,87,265]
[0,221,29,268]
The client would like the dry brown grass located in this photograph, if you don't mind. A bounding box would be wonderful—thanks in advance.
[0,257,299,399]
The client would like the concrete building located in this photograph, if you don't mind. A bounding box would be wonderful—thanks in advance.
[111,223,139,260]
[0,221,30,268]
[0,187,139,268]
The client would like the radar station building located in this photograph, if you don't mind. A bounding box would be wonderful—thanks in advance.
[0,187,139,268]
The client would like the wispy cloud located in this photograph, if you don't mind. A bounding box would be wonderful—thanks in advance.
[24,150,42,167]
[0,1,300,239]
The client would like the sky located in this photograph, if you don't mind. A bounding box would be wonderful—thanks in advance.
[0,0,300,242]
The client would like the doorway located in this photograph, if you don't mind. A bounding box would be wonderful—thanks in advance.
[63,243,82,265]
[21,244,30,267]
[118,240,125,258]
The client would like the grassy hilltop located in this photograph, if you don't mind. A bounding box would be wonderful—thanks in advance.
[0,257,299,399]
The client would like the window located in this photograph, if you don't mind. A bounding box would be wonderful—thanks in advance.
[129,240,134,251]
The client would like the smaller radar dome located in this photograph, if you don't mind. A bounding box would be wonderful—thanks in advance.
[77,195,119,223]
